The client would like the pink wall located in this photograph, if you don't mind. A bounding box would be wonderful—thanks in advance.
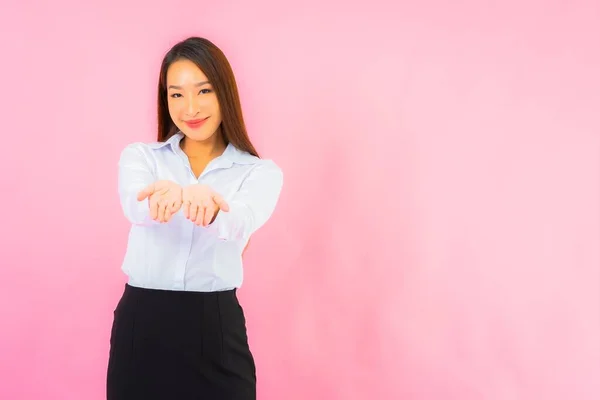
[1,1,599,399]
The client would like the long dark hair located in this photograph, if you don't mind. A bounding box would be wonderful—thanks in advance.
[157,37,260,158]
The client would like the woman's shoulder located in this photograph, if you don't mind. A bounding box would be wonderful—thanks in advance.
[229,147,283,185]
[230,146,280,170]
[119,139,173,156]
[121,140,171,152]
[118,140,171,167]
[253,157,281,172]
[247,157,283,185]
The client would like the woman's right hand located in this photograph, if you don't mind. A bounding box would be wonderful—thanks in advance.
[137,180,183,223]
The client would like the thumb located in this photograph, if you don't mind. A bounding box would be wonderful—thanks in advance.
[213,194,229,212]
[137,183,155,201]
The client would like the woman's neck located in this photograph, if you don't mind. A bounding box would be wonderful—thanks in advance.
[181,133,226,161]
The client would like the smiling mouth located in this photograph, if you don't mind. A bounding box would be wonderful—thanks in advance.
[184,117,209,128]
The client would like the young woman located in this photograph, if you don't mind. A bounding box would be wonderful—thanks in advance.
[106,36,283,400]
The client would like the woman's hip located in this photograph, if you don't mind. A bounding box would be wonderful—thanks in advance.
[107,283,256,396]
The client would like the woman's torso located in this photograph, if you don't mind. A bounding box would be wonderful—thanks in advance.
[120,133,262,292]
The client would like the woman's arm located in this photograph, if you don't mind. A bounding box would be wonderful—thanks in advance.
[212,160,284,241]
[118,143,160,226]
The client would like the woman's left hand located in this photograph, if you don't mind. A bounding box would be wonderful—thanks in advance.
[181,184,230,226]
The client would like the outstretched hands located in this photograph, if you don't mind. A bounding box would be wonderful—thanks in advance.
[137,181,229,226]
[182,184,230,226]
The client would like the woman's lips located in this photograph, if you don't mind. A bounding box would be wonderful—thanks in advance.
[185,117,209,129]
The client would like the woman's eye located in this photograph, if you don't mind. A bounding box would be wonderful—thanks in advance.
[199,89,212,94]
[170,93,182,98]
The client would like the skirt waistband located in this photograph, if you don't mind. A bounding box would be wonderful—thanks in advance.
[116,283,239,315]
[123,283,237,298]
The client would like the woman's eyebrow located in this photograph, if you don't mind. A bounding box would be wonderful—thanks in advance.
[168,81,211,90]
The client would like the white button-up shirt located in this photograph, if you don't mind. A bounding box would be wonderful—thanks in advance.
[117,133,283,292]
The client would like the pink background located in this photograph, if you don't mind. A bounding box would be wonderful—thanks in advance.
[2,1,599,399]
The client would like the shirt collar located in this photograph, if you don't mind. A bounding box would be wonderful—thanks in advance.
[147,132,184,151]
[148,132,258,166]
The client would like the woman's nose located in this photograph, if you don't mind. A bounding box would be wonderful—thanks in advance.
[185,96,200,115]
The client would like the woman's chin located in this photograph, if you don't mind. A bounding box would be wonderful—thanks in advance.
[181,129,216,143]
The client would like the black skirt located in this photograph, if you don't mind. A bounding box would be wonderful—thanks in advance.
[106,284,256,400]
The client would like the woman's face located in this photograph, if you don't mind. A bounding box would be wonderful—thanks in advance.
[166,59,222,142]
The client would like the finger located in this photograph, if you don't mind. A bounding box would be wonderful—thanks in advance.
[170,200,182,215]
[166,199,181,222]
[212,194,229,212]
[137,183,155,201]
[189,204,199,223]
[196,204,206,226]
[163,201,172,223]
[183,201,190,219]
[163,200,173,222]
[157,200,167,223]
[204,205,215,226]
[149,197,159,220]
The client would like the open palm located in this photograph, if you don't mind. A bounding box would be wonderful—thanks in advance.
[182,184,229,226]
[137,180,183,223]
